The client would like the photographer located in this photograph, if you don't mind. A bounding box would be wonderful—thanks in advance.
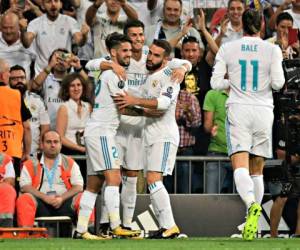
[32,48,89,130]
[269,122,300,238]
[267,12,300,238]
[267,12,299,59]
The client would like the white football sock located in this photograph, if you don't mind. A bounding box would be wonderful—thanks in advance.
[99,182,109,224]
[234,168,256,209]
[121,176,137,228]
[251,175,264,204]
[104,185,121,230]
[148,180,175,229]
[76,190,97,233]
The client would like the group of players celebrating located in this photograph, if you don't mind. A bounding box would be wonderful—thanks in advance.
[73,7,285,241]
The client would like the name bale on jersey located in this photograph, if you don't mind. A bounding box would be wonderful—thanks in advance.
[241,44,258,52]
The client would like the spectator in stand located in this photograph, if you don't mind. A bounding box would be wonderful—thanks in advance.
[19,0,90,74]
[9,65,50,158]
[0,12,35,80]
[0,0,43,22]
[16,130,94,228]
[31,48,88,129]
[145,0,204,58]
[267,12,299,59]
[0,152,16,227]
[203,89,232,194]
[56,73,92,155]
[269,0,300,30]
[166,87,200,193]
[0,59,31,190]
[69,0,95,68]
[180,36,212,156]
[206,0,245,66]
[86,0,138,58]
[56,73,92,180]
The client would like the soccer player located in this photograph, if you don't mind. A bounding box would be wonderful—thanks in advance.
[210,9,285,241]
[74,32,140,240]
[114,39,181,239]
[86,19,191,233]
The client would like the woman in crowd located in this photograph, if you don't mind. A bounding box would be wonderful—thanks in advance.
[56,72,92,156]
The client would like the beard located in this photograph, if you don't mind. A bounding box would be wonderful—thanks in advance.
[11,82,27,95]
[146,60,163,71]
[118,56,130,67]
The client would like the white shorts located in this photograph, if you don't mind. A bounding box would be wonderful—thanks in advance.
[116,133,144,171]
[145,142,178,176]
[85,135,121,175]
[226,104,273,158]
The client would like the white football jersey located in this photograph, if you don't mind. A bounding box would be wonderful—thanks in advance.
[85,50,191,135]
[142,67,180,146]
[42,74,63,129]
[211,36,285,108]
[84,70,128,137]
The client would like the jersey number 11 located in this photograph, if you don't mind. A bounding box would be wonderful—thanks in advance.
[239,60,259,91]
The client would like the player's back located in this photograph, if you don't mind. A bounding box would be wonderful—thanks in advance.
[219,36,284,107]
[85,70,127,136]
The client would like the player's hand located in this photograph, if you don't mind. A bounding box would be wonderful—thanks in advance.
[143,108,164,117]
[171,67,186,83]
[211,125,218,137]
[113,91,137,109]
[111,62,127,80]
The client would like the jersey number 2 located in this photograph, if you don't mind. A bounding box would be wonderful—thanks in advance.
[239,60,259,91]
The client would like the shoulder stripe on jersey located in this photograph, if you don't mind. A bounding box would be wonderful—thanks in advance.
[163,68,172,77]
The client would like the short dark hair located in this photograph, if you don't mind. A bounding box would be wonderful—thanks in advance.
[59,73,92,104]
[164,0,182,7]
[228,0,245,8]
[48,48,69,63]
[105,32,132,52]
[242,9,262,35]
[152,39,172,57]
[182,36,199,47]
[10,64,26,75]
[276,12,294,26]
[123,19,145,36]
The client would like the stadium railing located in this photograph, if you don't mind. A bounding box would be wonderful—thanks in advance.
[70,155,282,194]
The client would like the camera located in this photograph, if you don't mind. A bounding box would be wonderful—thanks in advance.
[264,59,300,196]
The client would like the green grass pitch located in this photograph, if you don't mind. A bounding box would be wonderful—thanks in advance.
[1,238,300,250]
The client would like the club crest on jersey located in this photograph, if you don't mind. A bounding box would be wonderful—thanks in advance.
[152,80,159,87]
[118,80,125,89]
[167,86,173,94]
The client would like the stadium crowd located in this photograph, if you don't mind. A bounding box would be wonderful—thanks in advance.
[0,0,300,240]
